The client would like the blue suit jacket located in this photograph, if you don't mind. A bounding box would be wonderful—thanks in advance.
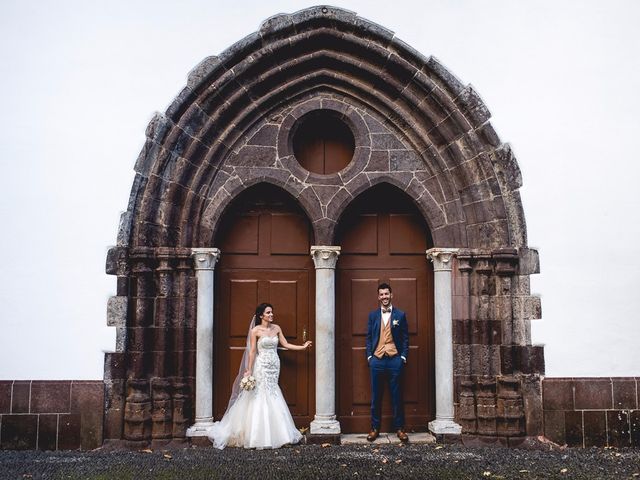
[366,307,409,360]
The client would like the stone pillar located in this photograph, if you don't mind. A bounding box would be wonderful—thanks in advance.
[186,248,220,437]
[309,246,341,435]
[426,247,462,436]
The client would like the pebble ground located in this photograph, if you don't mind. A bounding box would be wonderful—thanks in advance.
[1,442,639,479]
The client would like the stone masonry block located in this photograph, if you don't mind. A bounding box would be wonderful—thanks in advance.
[492,143,522,192]
[521,374,543,436]
[0,381,11,413]
[11,382,31,413]
[607,410,631,447]
[543,378,574,411]
[544,410,565,445]
[574,379,613,410]
[31,381,71,414]
[613,378,638,409]
[565,411,584,447]
[583,411,607,447]
[107,296,128,327]
[512,296,542,321]
[0,414,38,449]
[105,247,129,276]
[518,248,540,275]
[187,55,221,89]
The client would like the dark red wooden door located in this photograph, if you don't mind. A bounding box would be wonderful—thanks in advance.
[213,185,315,426]
[336,185,434,433]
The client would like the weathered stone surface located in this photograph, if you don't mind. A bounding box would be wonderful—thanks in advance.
[0,415,38,449]
[107,296,128,327]
[187,56,220,89]
[106,247,129,276]
[30,382,71,414]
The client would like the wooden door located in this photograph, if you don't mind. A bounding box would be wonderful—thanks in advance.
[336,185,434,432]
[213,185,315,426]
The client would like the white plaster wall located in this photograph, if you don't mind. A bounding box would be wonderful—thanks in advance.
[1,0,638,379]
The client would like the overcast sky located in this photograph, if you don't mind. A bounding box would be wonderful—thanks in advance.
[1,0,638,379]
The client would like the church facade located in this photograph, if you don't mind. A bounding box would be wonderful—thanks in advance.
[1,6,637,450]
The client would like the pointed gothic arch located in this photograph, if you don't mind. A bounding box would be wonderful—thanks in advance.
[105,6,543,446]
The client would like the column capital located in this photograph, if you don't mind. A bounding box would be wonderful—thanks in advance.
[310,246,341,269]
[191,248,221,270]
[426,247,459,272]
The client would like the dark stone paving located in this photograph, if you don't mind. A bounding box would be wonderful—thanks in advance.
[0,443,639,479]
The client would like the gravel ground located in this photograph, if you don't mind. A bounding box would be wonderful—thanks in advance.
[0,443,639,480]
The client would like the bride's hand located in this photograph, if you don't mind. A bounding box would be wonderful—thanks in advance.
[303,341,312,349]
[243,370,251,377]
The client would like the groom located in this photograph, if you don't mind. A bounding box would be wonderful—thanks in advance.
[365,282,409,442]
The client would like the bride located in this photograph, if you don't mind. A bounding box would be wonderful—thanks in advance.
[208,302,312,449]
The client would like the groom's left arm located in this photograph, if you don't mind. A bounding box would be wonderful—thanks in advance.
[400,313,409,361]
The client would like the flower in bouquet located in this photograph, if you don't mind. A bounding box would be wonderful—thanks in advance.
[240,375,256,391]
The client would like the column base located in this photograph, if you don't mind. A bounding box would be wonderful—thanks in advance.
[310,417,341,435]
[186,421,214,437]
[428,418,462,435]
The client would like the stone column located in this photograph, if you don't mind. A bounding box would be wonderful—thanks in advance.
[426,247,462,436]
[309,246,341,435]
[186,248,220,437]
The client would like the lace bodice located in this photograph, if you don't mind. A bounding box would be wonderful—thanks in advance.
[254,336,280,395]
[258,335,279,351]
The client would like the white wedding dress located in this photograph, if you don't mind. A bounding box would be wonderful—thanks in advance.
[207,335,303,449]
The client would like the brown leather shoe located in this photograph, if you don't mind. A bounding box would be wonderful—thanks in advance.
[397,429,409,443]
[366,429,380,442]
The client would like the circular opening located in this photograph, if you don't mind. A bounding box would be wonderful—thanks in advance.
[292,110,355,175]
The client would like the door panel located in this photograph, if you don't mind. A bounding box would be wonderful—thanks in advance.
[213,185,315,426]
[336,185,434,433]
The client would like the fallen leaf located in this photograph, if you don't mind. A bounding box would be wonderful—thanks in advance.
[519,470,529,473]
[163,453,172,459]
[482,471,491,477]
[560,468,568,474]
[321,443,331,448]
[381,458,388,464]
[435,445,443,449]
[340,464,347,467]
[141,449,153,454]
[373,448,380,453]
[395,459,402,464]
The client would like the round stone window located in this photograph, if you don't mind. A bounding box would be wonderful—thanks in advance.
[292,110,355,175]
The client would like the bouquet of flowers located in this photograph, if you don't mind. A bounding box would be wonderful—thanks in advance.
[240,375,256,391]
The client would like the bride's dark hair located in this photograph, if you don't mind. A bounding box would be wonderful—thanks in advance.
[254,303,273,326]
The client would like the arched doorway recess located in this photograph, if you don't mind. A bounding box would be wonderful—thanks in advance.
[336,184,434,432]
[213,184,316,427]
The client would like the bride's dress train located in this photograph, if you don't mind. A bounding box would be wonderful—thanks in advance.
[207,335,303,449]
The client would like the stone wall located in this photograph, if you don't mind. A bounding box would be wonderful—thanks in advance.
[543,377,640,447]
[0,381,103,450]
[451,249,545,444]
[104,247,195,448]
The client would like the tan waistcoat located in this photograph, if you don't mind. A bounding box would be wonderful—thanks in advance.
[374,317,398,358]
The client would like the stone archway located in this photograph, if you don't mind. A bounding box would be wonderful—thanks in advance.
[104,6,542,447]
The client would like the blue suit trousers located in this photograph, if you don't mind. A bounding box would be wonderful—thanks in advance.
[369,354,404,430]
